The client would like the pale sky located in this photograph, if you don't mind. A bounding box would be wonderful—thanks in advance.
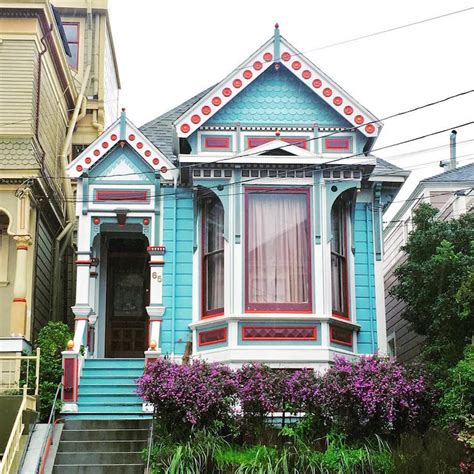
[108,0,474,221]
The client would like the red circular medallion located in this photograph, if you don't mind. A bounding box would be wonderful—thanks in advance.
[333,96,343,106]
[93,149,100,156]
[323,87,332,97]
[153,158,160,165]
[243,70,253,79]
[344,105,354,115]
[76,165,83,172]
[93,217,100,225]
[111,134,118,141]
[137,142,143,149]
[201,105,211,115]
[160,166,168,174]
[365,124,376,134]
[281,52,291,61]
[302,70,312,79]
[180,123,190,133]
[212,96,222,106]
[85,157,91,164]
[233,78,242,88]
[143,218,150,225]
[223,87,232,97]
[145,150,151,157]
[263,52,273,62]
[253,61,263,70]
[102,141,109,149]
[191,114,201,124]
[312,79,322,88]
[128,134,135,141]
[355,114,364,124]
[291,60,301,70]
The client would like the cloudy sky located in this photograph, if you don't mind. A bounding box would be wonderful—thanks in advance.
[108,0,474,221]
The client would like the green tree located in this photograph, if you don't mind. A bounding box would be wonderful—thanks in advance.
[391,203,474,374]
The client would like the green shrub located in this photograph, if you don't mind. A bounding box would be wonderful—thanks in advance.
[35,321,72,421]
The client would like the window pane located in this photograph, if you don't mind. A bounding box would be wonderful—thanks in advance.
[331,199,348,316]
[206,252,224,311]
[205,199,224,252]
[63,24,78,42]
[247,192,310,308]
[331,254,346,314]
[67,43,78,68]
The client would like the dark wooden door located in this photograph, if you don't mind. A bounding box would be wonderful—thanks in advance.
[106,244,149,358]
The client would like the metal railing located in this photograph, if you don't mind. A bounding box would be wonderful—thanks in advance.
[0,348,40,396]
[145,409,155,474]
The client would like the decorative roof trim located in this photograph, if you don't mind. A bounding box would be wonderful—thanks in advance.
[174,26,381,139]
[67,110,178,182]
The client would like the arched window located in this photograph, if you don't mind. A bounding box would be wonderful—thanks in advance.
[202,196,224,317]
[331,198,349,318]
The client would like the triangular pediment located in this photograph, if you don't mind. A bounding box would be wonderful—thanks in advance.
[239,139,315,157]
[67,111,178,183]
[174,27,381,140]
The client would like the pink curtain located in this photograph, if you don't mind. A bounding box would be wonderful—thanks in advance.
[247,192,310,307]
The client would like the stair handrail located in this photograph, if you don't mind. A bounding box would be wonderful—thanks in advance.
[0,385,28,474]
[145,409,155,474]
[36,382,62,474]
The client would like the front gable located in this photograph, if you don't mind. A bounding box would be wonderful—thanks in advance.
[175,26,381,141]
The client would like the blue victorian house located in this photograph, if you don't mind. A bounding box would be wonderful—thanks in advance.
[61,26,407,415]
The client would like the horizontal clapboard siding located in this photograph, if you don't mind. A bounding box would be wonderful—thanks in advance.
[0,39,37,135]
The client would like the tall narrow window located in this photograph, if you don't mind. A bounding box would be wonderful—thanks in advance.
[331,198,349,318]
[246,188,312,311]
[63,23,80,69]
[202,197,224,317]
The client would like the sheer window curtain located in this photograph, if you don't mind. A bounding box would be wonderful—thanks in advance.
[204,198,224,314]
[331,199,348,316]
[247,192,310,309]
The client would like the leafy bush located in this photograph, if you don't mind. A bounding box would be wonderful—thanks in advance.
[35,321,72,421]
[137,358,236,440]
[314,356,432,439]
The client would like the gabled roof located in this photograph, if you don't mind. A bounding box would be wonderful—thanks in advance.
[67,110,178,182]
[421,162,474,184]
[140,86,215,160]
[173,26,382,140]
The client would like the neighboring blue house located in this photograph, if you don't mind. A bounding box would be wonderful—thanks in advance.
[61,26,407,414]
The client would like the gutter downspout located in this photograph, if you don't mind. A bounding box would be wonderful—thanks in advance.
[59,64,91,225]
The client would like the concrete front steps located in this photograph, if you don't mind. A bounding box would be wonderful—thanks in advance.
[66,358,151,420]
[52,419,151,473]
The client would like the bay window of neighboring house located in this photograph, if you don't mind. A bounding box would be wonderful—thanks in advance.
[331,197,349,318]
[245,188,312,312]
[202,196,224,317]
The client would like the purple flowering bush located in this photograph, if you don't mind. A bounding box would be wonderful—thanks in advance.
[136,358,236,439]
[314,356,432,438]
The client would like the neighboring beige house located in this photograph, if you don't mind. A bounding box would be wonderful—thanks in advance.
[384,154,474,362]
[0,0,120,353]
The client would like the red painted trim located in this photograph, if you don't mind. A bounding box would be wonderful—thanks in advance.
[75,260,92,265]
[244,187,313,312]
[324,137,351,151]
[241,325,317,341]
[17,246,28,251]
[62,357,77,402]
[246,136,309,150]
[204,136,231,149]
[74,317,89,321]
[13,297,26,303]
[201,199,224,318]
[39,418,63,474]
[198,327,227,346]
[329,325,353,347]
[149,261,164,265]
[95,189,149,202]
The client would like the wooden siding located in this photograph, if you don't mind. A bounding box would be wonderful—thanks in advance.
[0,39,37,135]
[32,213,54,340]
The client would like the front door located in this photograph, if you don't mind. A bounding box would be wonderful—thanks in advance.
[106,238,149,358]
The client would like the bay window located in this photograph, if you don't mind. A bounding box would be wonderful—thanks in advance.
[202,196,224,317]
[245,188,312,311]
[331,198,349,318]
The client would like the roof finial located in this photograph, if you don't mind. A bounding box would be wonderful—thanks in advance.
[121,107,126,112]
[275,22,279,29]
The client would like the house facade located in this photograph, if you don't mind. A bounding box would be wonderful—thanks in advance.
[63,25,409,406]
[0,0,120,353]
[384,152,474,362]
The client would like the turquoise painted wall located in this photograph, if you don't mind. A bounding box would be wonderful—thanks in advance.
[161,188,194,356]
[207,66,354,127]
[353,202,377,354]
